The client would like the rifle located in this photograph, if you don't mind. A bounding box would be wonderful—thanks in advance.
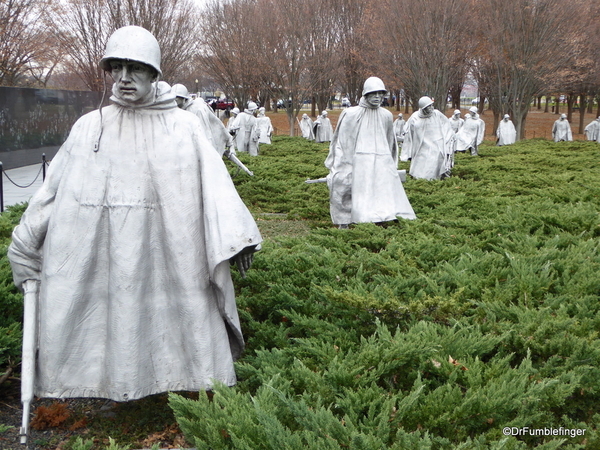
[225,151,254,176]
[305,177,327,184]
[305,170,407,184]
[20,279,40,446]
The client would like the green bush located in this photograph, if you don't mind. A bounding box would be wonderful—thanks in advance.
[172,138,600,449]
[4,137,600,448]
[0,203,27,384]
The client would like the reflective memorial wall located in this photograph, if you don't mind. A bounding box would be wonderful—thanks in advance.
[0,87,102,167]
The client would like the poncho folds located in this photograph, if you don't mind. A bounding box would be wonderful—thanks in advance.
[231,110,259,155]
[314,114,334,143]
[8,84,262,401]
[400,109,455,180]
[324,97,416,225]
[300,115,315,140]
[455,113,485,153]
[496,118,517,146]
[552,118,573,142]
[183,98,232,156]
[584,118,600,141]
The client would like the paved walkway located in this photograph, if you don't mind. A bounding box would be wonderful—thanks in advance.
[1,163,46,210]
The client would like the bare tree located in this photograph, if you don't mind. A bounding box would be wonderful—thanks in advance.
[473,0,585,140]
[380,0,471,113]
[106,0,200,81]
[196,0,264,108]
[255,0,340,135]
[0,0,53,86]
[50,0,200,91]
[50,0,111,91]
[331,0,372,105]
[303,0,343,114]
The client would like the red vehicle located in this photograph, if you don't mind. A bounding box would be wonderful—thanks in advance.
[215,98,235,110]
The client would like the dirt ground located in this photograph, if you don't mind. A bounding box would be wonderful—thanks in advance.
[267,106,588,141]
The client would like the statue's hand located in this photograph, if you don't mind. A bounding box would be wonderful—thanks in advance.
[231,245,260,278]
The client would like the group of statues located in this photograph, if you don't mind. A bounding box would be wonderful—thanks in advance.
[299,111,334,143]
[14,25,600,445]
[171,86,273,158]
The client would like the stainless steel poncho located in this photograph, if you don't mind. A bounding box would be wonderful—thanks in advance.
[401,109,456,180]
[8,86,262,401]
[496,118,517,146]
[325,97,416,225]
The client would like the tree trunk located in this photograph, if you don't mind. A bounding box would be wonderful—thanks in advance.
[288,111,295,137]
[578,94,586,134]
[544,96,549,113]
[566,94,575,122]
[396,90,401,111]
[311,96,316,117]
[555,96,560,115]
[537,96,542,110]
[492,110,500,137]
[478,95,486,115]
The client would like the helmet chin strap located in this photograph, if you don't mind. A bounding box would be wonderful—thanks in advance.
[94,72,108,152]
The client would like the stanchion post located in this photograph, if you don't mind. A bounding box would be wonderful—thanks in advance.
[0,161,4,213]
[42,153,46,182]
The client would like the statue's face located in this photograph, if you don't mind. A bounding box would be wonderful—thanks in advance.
[110,60,155,104]
[365,91,384,107]
[422,104,434,116]
[175,97,185,108]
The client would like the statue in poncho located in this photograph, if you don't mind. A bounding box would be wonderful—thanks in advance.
[171,83,232,156]
[256,107,273,145]
[455,106,485,155]
[227,107,240,151]
[552,114,573,142]
[393,113,406,149]
[230,101,260,155]
[496,114,517,146]
[400,96,456,180]
[299,113,315,140]
[314,110,334,143]
[584,116,600,141]
[325,77,416,228]
[8,26,262,406]
[449,110,464,133]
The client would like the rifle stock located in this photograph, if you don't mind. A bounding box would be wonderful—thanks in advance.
[20,279,39,445]
[226,152,254,176]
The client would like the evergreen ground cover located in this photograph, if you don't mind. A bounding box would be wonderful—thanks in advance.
[2,137,600,448]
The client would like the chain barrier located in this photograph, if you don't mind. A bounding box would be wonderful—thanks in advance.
[0,154,49,213]
[2,164,44,189]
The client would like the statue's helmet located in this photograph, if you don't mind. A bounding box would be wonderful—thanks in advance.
[362,77,387,96]
[453,110,461,116]
[418,96,434,109]
[258,107,266,113]
[231,107,240,115]
[504,114,510,119]
[247,101,258,111]
[560,113,567,119]
[469,106,478,114]
[99,26,162,77]
[322,110,328,116]
[171,83,190,99]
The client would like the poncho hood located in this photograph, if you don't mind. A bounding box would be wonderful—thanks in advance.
[110,81,177,110]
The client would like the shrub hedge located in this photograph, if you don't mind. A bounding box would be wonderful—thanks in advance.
[2,136,600,448]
